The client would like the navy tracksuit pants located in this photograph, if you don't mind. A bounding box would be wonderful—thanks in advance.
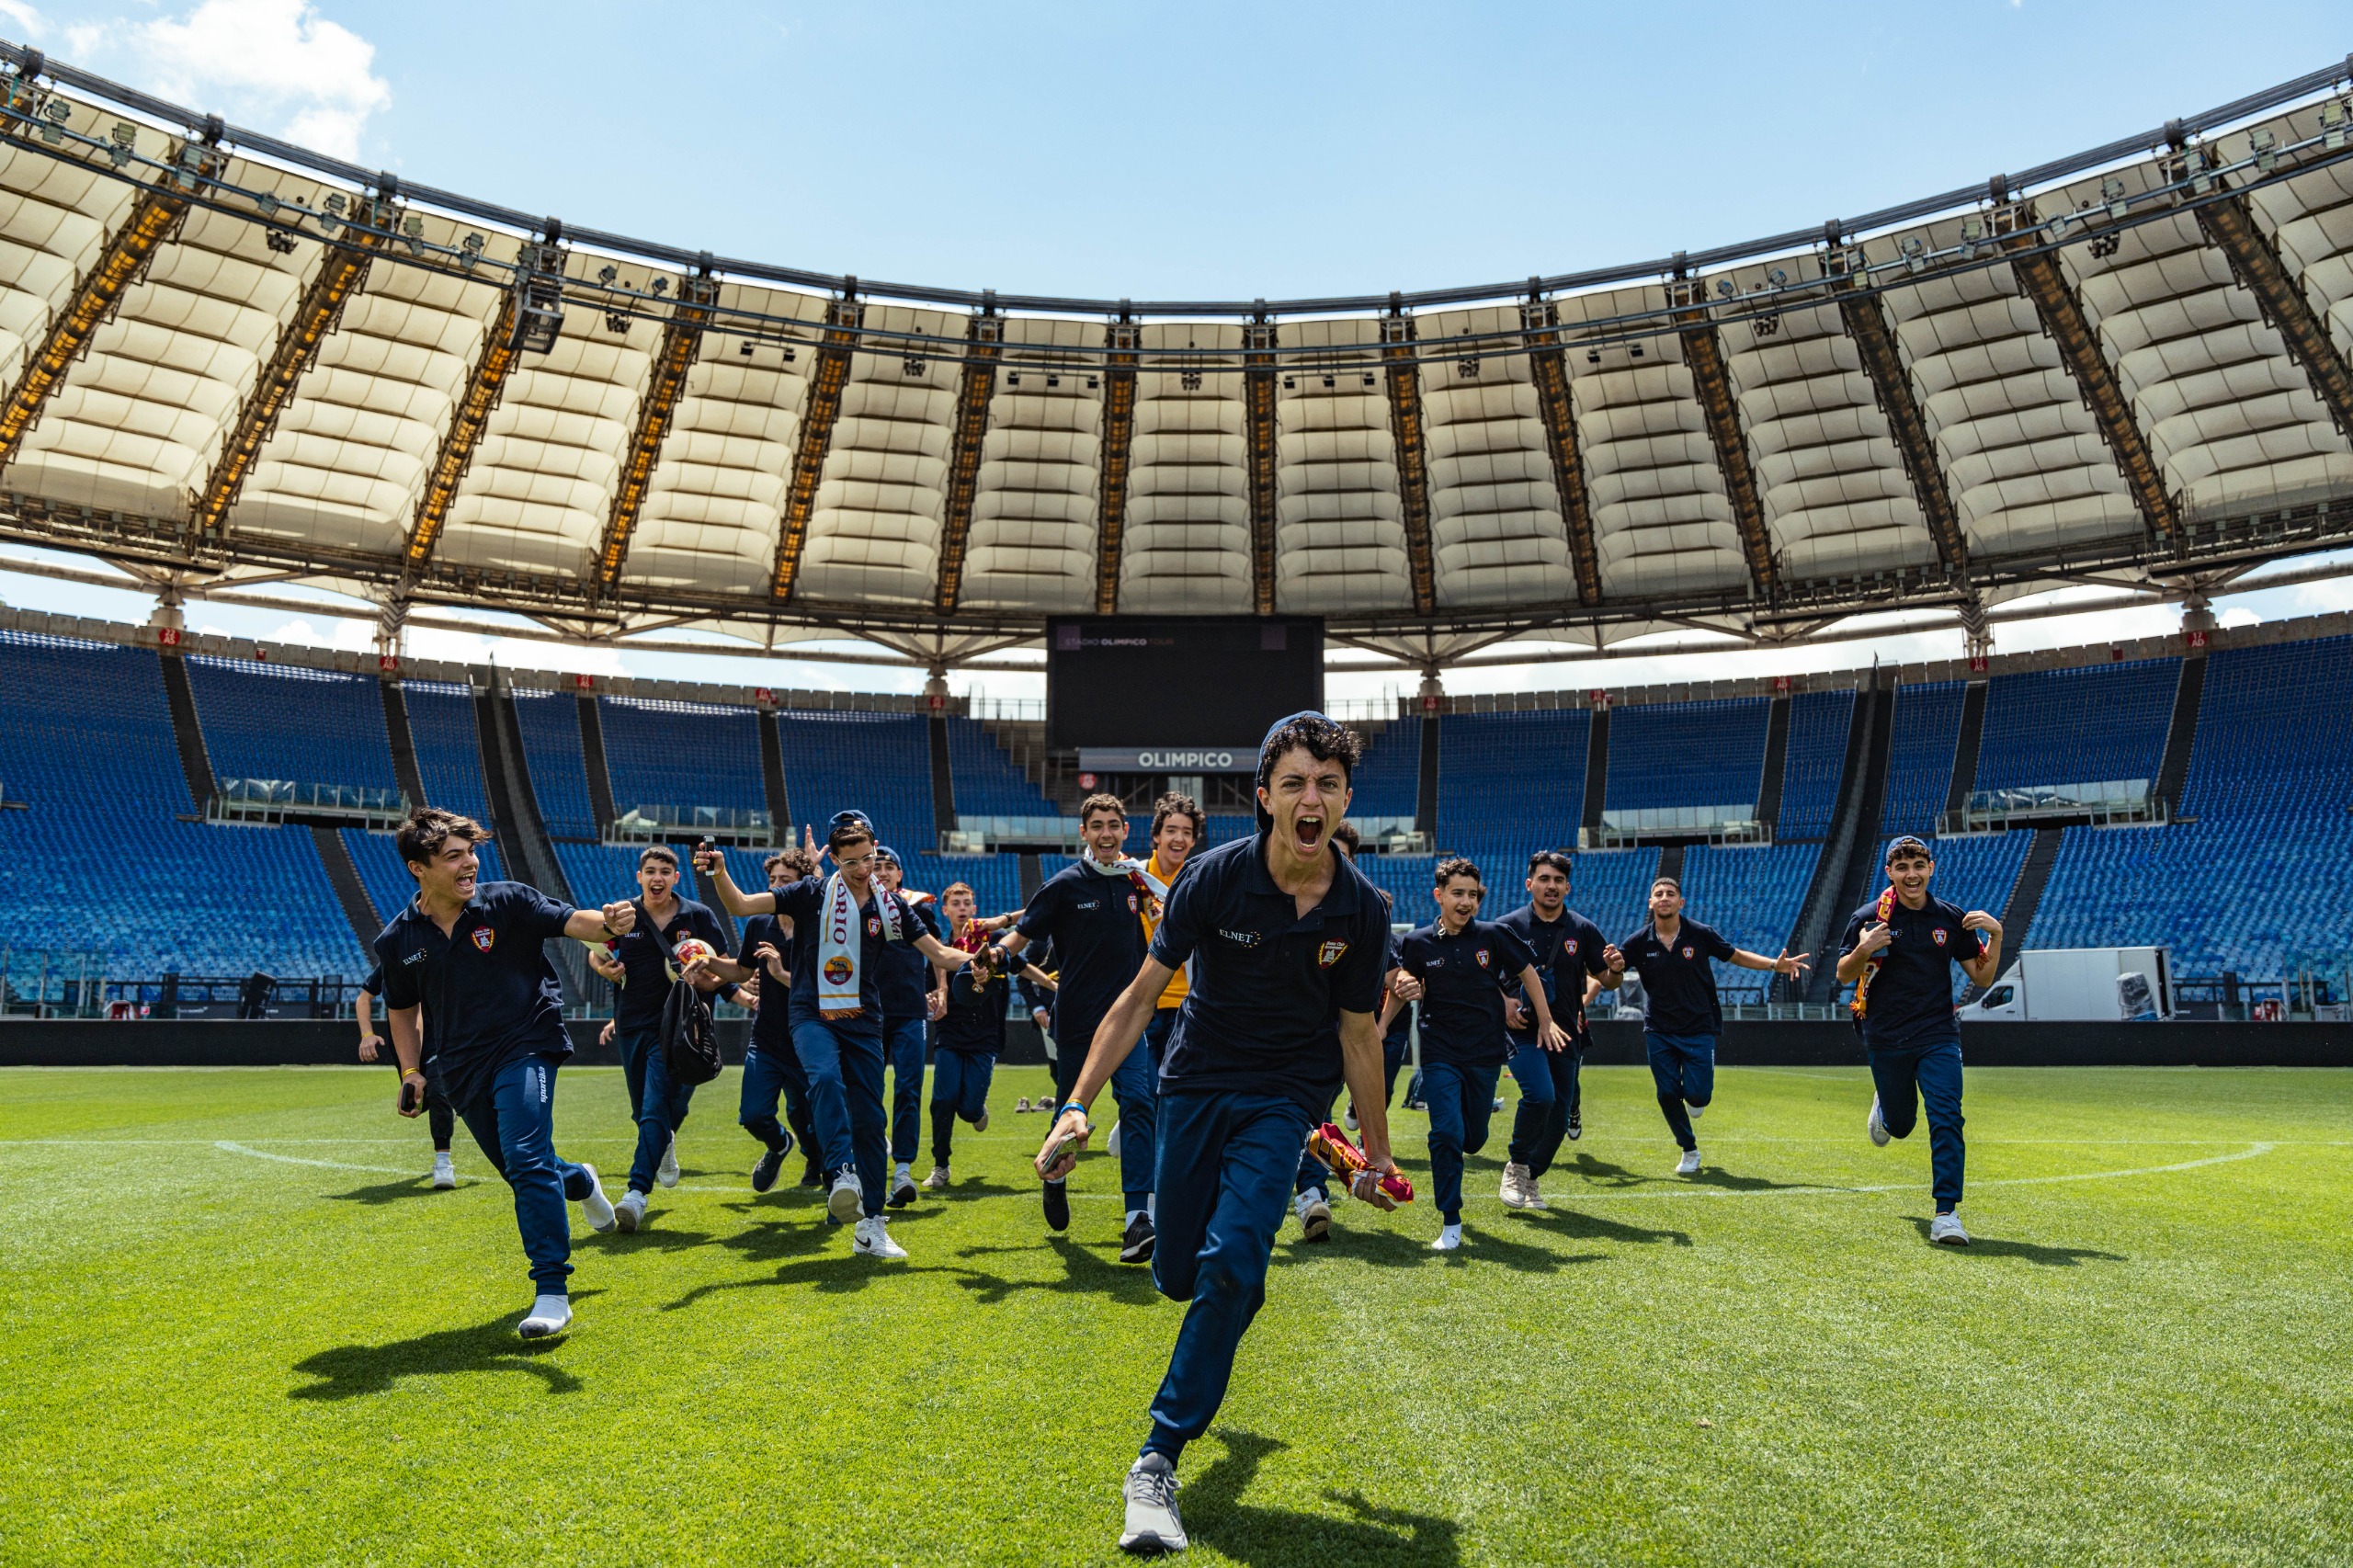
[928,1046,996,1166]
[1422,1060,1503,1224]
[617,1021,695,1195]
[738,1035,815,1159]
[790,1017,890,1219]
[883,1015,926,1165]
[1645,1031,1715,1152]
[1506,1036,1585,1178]
[455,1053,596,1294]
[1867,1035,1967,1210]
[1142,1089,1313,1463]
[1053,1019,1158,1210]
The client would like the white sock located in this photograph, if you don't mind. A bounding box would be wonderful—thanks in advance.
[895,1161,912,1181]
[1147,1194,1156,1223]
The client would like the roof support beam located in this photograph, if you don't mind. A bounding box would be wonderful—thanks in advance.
[2186,161,2353,439]
[932,311,1002,612]
[2002,206,2182,545]
[404,290,518,568]
[195,197,391,540]
[0,149,210,472]
[1520,300,1603,607]
[1670,280,1778,599]
[1381,308,1438,618]
[593,269,715,595]
[1092,320,1139,614]
[769,293,861,603]
[1833,269,1970,578]
[1243,318,1279,615]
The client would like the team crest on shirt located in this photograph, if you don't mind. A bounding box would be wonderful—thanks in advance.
[1475,949,1491,969]
[1933,928,1949,947]
[1317,939,1348,969]
[823,955,854,984]
[1565,939,1579,956]
[1680,945,1693,959]
[866,915,881,937]
[472,928,495,952]
[1128,892,1139,914]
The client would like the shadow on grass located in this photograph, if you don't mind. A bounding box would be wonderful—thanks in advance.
[944,1236,1162,1306]
[1279,1222,1601,1275]
[588,1226,719,1256]
[1907,1219,2127,1266]
[1519,1206,1694,1248]
[1684,1164,1818,1193]
[661,1210,947,1310]
[1187,1429,1460,1566]
[1553,1152,1654,1189]
[324,1176,463,1206]
[289,1291,605,1401]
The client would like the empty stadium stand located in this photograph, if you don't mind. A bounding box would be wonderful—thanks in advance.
[599,696,769,817]
[945,717,1058,818]
[1775,689,1856,842]
[1973,658,2179,798]
[778,711,935,852]
[1880,680,1964,836]
[185,658,399,795]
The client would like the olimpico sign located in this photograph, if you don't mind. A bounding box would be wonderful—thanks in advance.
[1076,747,1258,773]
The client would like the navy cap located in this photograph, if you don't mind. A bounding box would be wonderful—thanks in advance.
[875,845,902,868]
[1884,834,1933,862]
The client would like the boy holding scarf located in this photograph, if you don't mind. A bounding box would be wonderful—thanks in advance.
[697,812,976,1259]
[1836,835,2004,1245]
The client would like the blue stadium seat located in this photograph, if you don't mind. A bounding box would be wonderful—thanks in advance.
[1881,681,1963,835]
[1777,689,1854,842]
[1682,843,1818,994]
[1975,658,2177,793]
[1438,710,1587,848]
[512,688,598,839]
[402,681,493,821]
[778,711,933,854]
[1606,699,1769,813]
[945,718,1055,817]
[599,696,767,814]
[1348,716,1421,820]
[185,657,397,792]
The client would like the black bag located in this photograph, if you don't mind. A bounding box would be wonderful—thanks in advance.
[660,977,722,1087]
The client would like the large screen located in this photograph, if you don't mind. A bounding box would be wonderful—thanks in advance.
[1046,616,1324,765]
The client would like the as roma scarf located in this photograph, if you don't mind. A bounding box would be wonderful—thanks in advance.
[1848,885,1899,1020]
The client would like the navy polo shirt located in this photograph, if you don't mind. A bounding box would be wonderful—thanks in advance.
[769,875,921,1040]
[1617,918,1737,1037]
[1399,919,1537,1069]
[1841,894,1986,1051]
[1017,860,1151,1052]
[936,963,1011,1054]
[876,895,942,1022]
[608,896,735,1029]
[373,881,575,1113]
[740,912,792,1049]
[1381,930,1413,1053]
[361,965,382,996]
[1498,903,1612,1044]
[1150,833,1390,1116]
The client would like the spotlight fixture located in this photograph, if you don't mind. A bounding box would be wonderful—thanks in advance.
[605,311,631,335]
[1046,373,1060,388]
[264,230,297,255]
[904,356,926,376]
[1180,369,1202,391]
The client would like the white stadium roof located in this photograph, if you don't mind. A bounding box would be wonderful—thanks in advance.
[0,40,2350,670]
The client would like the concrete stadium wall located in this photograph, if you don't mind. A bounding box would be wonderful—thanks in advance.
[1,1018,2343,1069]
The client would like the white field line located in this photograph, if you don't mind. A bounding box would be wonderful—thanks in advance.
[210,1141,483,1184]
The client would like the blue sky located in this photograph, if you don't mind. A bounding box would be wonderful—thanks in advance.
[0,1,2347,698]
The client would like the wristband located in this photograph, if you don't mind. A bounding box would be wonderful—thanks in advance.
[1059,1100,1087,1119]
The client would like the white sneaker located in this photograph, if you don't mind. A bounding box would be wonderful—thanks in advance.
[1676,1149,1702,1176]
[1929,1211,1971,1246]
[656,1138,680,1188]
[1686,1102,1706,1120]
[1296,1190,1332,1243]
[1120,1452,1187,1554]
[431,1153,456,1189]
[1107,1119,1123,1160]
[1431,1222,1463,1252]
[576,1164,617,1233]
[1343,1107,1359,1132]
[852,1215,907,1259]
[517,1293,572,1339]
[827,1169,865,1224]
[1868,1096,1891,1147]
[1499,1161,1535,1210]
[1519,1167,1546,1210]
[923,1165,952,1190]
[614,1189,647,1233]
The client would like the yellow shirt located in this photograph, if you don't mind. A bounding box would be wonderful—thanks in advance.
[1143,848,1190,1010]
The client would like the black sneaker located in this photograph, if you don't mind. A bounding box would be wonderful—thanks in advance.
[751,1141,790,1194]
[797,1161,825,1189]
[1120,1211,1156,1264]
[1043,1179,1070,1233]
[1567,1105,1583,1142]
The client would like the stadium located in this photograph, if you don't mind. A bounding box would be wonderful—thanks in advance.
[0,17,2348,1567]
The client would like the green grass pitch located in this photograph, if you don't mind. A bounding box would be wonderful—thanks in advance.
[2,1062,2347,1566]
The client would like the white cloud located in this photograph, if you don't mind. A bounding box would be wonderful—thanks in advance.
[0,3,43,38]
[63,1,390,160]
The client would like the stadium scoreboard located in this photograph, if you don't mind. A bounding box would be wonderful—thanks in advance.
[1046,616,1324,770]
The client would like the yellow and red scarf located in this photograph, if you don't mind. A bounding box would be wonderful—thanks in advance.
[1848,885,1899,1019]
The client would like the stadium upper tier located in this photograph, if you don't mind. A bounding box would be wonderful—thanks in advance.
[0,45,2349,653]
